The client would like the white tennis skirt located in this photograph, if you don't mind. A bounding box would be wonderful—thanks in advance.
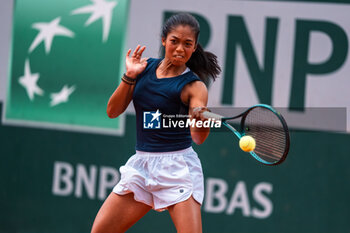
[113,146,204,211]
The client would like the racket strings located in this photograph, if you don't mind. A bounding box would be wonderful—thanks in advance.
[243,107,287,163]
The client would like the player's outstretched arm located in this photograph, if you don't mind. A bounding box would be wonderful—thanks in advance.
[186,81,210,145]
[107,45,147,118]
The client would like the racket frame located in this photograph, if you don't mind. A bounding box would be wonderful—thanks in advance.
[203,104,290,166]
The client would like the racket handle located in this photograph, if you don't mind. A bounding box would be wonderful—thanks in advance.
[202,111,223,120]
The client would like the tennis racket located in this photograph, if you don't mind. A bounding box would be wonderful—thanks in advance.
[203,104,290,166]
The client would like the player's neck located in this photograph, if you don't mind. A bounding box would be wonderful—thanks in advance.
[156,58,187,78]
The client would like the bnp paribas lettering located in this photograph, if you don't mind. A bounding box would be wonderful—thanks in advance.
[52,161,120,200]
[221,16,348,110]
[204,178,273,219]
[164,10,348,111]
[52,162,273,219]
[162,118,222,128]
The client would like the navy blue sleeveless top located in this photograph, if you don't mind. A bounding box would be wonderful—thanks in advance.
[133,58,201,152]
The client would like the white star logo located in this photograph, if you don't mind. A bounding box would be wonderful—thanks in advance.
[151,110,161,122]
[18,59,44,101]
[29,17,75,54]
[50,85,76,107]
[71,0,117,42]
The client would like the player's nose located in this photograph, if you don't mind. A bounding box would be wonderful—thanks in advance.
[175,44,184,52]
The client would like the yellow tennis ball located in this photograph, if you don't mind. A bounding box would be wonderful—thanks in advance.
[239,135,256,152]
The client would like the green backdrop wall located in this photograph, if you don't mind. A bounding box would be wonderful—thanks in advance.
[1,0,350,232]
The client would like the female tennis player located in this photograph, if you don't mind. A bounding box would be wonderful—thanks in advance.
[91,13,220,233]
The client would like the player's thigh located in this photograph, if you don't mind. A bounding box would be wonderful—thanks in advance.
[91,192,151,233]
[168,196,202,233]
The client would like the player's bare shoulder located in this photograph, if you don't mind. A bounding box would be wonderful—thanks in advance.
[188,80,207,95]
[181,80,208,105]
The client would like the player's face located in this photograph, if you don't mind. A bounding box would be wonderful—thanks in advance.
[162,25,197,66]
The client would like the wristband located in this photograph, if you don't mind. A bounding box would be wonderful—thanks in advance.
[123,73,136,82]
[121,73,136,85]
[121,77,135,85]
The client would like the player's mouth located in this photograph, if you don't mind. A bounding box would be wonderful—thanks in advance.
[174,55,184,58]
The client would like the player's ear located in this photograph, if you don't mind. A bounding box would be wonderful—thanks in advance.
[161,37,166,47]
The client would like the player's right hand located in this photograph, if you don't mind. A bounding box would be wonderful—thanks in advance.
[125,45,147,79]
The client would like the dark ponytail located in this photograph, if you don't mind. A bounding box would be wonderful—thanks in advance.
[186,43,221,86]
[161,13,221,86]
